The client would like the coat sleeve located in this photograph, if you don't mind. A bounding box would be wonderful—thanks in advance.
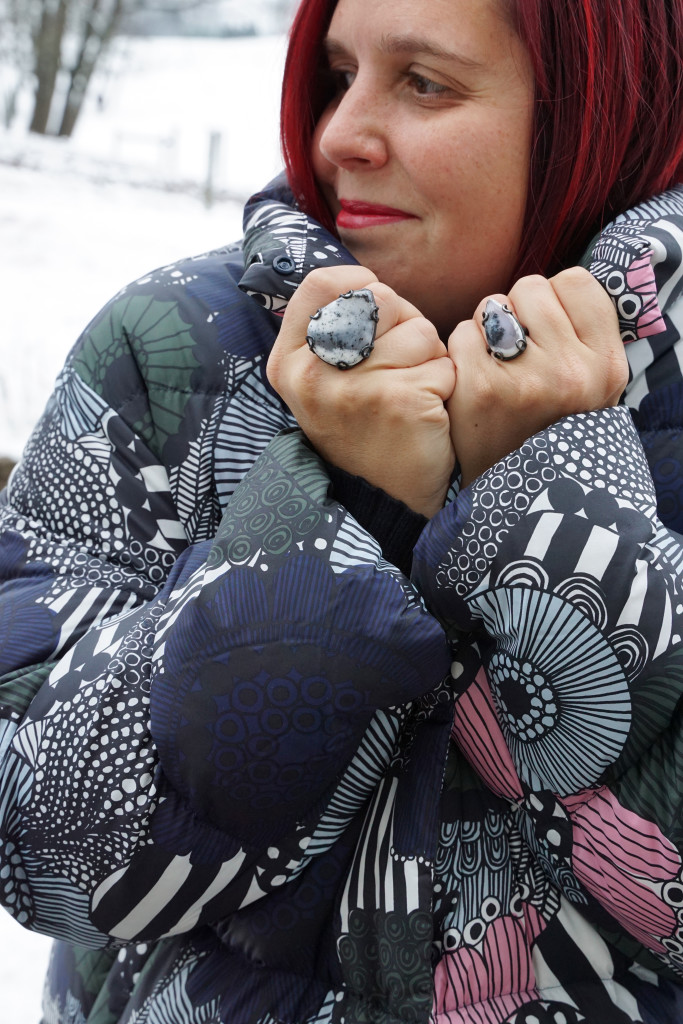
[0,281,450,947]
[412,403,683,974]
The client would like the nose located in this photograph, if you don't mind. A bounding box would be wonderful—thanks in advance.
[316,77,389,171]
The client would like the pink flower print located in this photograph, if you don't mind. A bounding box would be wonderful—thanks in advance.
[433,913,540,1023]
[625,249,667,339]
[567,786,680,952]
[589,227,667,342]
[451,667,524,802]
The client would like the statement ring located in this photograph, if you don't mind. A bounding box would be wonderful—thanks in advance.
[306,288,379,370]
[482,298,527,360]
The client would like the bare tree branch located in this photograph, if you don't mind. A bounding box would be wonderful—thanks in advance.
[4,0,292,136]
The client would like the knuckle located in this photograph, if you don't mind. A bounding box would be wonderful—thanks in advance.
[520,273,549,289]
[449,319,483,359]
[298,266,346,299]
[265,348,279,384]
[510,274,549,299]
[437,355,457,389]
[412,315,441,348]
[551,266,608,314]
[368,281,396,304]
[297,265,377,305]
[447,320,469,354]
[265,345,286,389]
[554,265,592,289]
[508,275,554,321]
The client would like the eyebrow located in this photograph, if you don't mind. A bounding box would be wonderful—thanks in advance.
[324,33,485,71]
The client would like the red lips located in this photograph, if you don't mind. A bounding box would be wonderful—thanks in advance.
[336,199,417,229]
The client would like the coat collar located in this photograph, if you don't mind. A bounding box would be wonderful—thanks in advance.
[238,173,357,316]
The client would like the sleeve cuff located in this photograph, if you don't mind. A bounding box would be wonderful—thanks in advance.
[325,463,427,576]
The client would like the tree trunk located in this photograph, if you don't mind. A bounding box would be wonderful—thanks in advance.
[29,0,68,134]
[57,64,93,138]
[57,0,125,138]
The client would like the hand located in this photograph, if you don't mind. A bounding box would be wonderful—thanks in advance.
[266,266,456,517]
[447,268,629,487]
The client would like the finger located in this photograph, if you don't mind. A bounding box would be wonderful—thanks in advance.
[549,266,622,353]
[506,275,578,352]
[551,268,628,402]
[356,358,456,426]
[278,266,424,356]
[448,317,512,387]
[358,315,446,370]
[406,354,457,403]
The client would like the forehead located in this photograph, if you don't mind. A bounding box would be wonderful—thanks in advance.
[323,0,530,96]
[325,0,518,61]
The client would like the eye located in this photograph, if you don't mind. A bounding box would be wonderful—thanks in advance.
[409,73,449,96]
[328,67,356,95]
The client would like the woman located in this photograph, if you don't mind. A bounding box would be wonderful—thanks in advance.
[1,0,683,1021]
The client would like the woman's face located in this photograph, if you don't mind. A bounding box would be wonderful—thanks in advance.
[312,0,535,337]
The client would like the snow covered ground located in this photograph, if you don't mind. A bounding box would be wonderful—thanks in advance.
[0,33,286,459]
[0,32,287,1019]
[0,160,247,459]
[0,912,52,1022]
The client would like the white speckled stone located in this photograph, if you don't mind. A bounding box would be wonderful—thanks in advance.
[482,299,527,360]
[306,288,379,369]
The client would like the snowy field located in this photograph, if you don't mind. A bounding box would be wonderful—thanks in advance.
[0,912,52,1022]
[0,32,286,1020]
[0,33,286,460]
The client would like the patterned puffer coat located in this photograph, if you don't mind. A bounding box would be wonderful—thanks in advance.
[2,177,683,1024]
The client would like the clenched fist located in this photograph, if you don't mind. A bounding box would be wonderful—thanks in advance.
[267,266,456,517]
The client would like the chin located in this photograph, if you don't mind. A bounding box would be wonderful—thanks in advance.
[341,243,460,331]
[347,247,416,298]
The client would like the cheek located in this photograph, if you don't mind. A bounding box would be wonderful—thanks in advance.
[434,118,530,223]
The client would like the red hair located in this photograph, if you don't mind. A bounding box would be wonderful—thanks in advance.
[280,0,683,278]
